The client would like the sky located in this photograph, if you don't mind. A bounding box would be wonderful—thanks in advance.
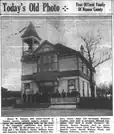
[1,16,112,91]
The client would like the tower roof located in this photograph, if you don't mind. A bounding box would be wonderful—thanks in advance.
[21,22,41,40]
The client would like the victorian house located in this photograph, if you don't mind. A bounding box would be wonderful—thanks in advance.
[21,22,96,97]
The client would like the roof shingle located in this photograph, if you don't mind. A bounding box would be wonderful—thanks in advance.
[21,22,41,40]
[54,43,79,54]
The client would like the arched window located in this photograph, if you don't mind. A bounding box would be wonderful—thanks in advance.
[43,47,50,52]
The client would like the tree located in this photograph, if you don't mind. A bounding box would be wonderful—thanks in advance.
[78,25,112,97]
[96,83,112,97]
[108,83,112,94]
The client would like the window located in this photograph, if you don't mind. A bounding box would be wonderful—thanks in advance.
[38,56,40,64]
[52,63,57,71]
[79,58,83,72]
[43,54,58,72]
[88,69,90,77]
[83,81,85,97]
[43,47,50,52]
[81,61,84,72]
[48,56,52,63]
[43,55,58,64]
[79,58,81,71]
[84,63,87,75]
[87,83,89,97]
[43,55,52,64]
[68,79,76,92]
[43,56,47,64]
[52,55,57,62]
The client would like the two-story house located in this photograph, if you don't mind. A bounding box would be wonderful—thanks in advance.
[21,22,96,97]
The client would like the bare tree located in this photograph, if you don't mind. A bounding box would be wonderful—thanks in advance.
[78,25,112,97]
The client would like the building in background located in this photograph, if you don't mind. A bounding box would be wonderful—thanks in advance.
[21,22,96,98]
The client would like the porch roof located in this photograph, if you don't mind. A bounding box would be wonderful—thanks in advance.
[33,72,59,82]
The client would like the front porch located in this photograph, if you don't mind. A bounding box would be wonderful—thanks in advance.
[50,96,80,109]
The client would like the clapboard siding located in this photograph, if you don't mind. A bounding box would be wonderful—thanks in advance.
[59,56,77,71]
[22,62,37,75]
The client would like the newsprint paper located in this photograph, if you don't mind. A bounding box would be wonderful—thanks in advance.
[0,0,114,134]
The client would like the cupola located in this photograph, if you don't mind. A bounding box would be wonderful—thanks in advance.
[21,22,41,54]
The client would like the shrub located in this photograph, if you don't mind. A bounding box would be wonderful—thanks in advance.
[79,97,112,109]
[2,98,16,107]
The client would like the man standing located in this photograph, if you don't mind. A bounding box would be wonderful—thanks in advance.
[23,91,26,103]
[62,89,65,98]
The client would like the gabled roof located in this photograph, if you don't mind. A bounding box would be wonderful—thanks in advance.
[54,43,95,72]
[33,41,95,72]
[33,40,55,54]
[34,41,84,57]
[54,43,86,61]
[21,22,41,40]
[54,43,80,55]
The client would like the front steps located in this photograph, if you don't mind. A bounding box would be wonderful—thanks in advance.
[50,104,76,109]
[50,97,77,109]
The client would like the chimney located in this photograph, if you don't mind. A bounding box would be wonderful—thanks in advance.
[80,45,84,55]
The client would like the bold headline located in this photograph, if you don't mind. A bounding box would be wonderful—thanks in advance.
[1,1,111,15]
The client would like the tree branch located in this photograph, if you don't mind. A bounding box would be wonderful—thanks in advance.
[80,36,88,45]
[94,54,112,68]
[91,43,98,62]
[90,37,101,48]
[79,28,111,70]
[92,59,97,64]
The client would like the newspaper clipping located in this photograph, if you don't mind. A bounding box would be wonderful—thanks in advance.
[0,0,113,133]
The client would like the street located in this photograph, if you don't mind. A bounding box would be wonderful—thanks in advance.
[2,107,112,116]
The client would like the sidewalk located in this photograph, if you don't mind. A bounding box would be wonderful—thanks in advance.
[2,107,112,116]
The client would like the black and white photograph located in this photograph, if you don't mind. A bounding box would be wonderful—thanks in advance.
[1,16,112,116]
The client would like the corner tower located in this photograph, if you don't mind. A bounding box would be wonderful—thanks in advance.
[21,22,41,55]
[21,22,41,101]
